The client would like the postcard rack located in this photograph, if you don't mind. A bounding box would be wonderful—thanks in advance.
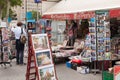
[26,34,58,80]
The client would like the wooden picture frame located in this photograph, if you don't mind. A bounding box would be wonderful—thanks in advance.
[31,34,50,51]
[35,50,53,67]
[38,64,57,80]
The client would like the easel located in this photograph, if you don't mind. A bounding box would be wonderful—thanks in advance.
[26,34,58,80]
[26,34,38,80]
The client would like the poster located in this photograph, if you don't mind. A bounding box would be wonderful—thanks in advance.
[31,34,49,51]
[114,66,120,80]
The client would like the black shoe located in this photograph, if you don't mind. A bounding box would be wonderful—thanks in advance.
[19,63,26,66]
[16,63,19,65]
[23,63,26,65]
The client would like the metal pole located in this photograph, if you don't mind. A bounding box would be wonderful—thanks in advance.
[37,3,39,21]
[41,2,42,17]
[25,0,27,31]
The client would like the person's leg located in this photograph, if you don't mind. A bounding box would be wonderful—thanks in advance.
[19,44,25,64]
[19,50,23,64]
[16,50,20,64]
[16,40,20,64]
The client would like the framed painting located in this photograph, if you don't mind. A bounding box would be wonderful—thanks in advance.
[35,50,53,67]
[38,65,57,80]
[31,34,49,51]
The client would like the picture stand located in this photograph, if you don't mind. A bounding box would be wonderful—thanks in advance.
[26,34,58,80]
[26,34,38,80]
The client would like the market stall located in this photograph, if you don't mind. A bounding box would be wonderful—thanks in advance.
[41,0,120,79]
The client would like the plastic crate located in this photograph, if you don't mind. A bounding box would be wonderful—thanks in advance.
[66,62,71,68]
[103,71,113,80]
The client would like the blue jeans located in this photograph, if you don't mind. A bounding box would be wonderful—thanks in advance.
[16,39,24,64]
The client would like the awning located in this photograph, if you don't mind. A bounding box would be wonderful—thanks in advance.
[42,0,120,19]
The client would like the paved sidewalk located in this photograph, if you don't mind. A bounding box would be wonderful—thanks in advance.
[56,63,102,80]
[0,59,102,80]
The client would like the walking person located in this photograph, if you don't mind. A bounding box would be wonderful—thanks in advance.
[11,22,26,65]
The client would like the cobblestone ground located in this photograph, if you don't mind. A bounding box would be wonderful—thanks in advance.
[0,58,102,80]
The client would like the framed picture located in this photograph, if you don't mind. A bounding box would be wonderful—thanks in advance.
[39,65,57,80]
[35,50,53,67]
[31,34,49,51]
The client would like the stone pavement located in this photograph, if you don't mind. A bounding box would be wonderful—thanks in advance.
[0,59,102,80]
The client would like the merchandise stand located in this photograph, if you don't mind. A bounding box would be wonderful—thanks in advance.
[92,18,100,74]
[89,10,111,75]
[89,17,100,74]
[0,28,12,68]
[26,35,38,80]
[26,34,58,80]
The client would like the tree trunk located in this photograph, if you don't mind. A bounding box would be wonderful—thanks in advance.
[0,7,2,20]
[6,0,10,26]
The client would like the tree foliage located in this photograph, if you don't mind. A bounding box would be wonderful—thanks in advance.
[31,10,41,20]
[0,0,22,20]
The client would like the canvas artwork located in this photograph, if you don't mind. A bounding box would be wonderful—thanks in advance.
[35,51,52,67]
[39,65,57,80]
[32,34,49,51]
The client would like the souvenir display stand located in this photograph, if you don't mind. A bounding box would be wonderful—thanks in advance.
[0,27,12,68]
[26,34,58,80]
[10,30,16,59]
[86,11,111,74]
